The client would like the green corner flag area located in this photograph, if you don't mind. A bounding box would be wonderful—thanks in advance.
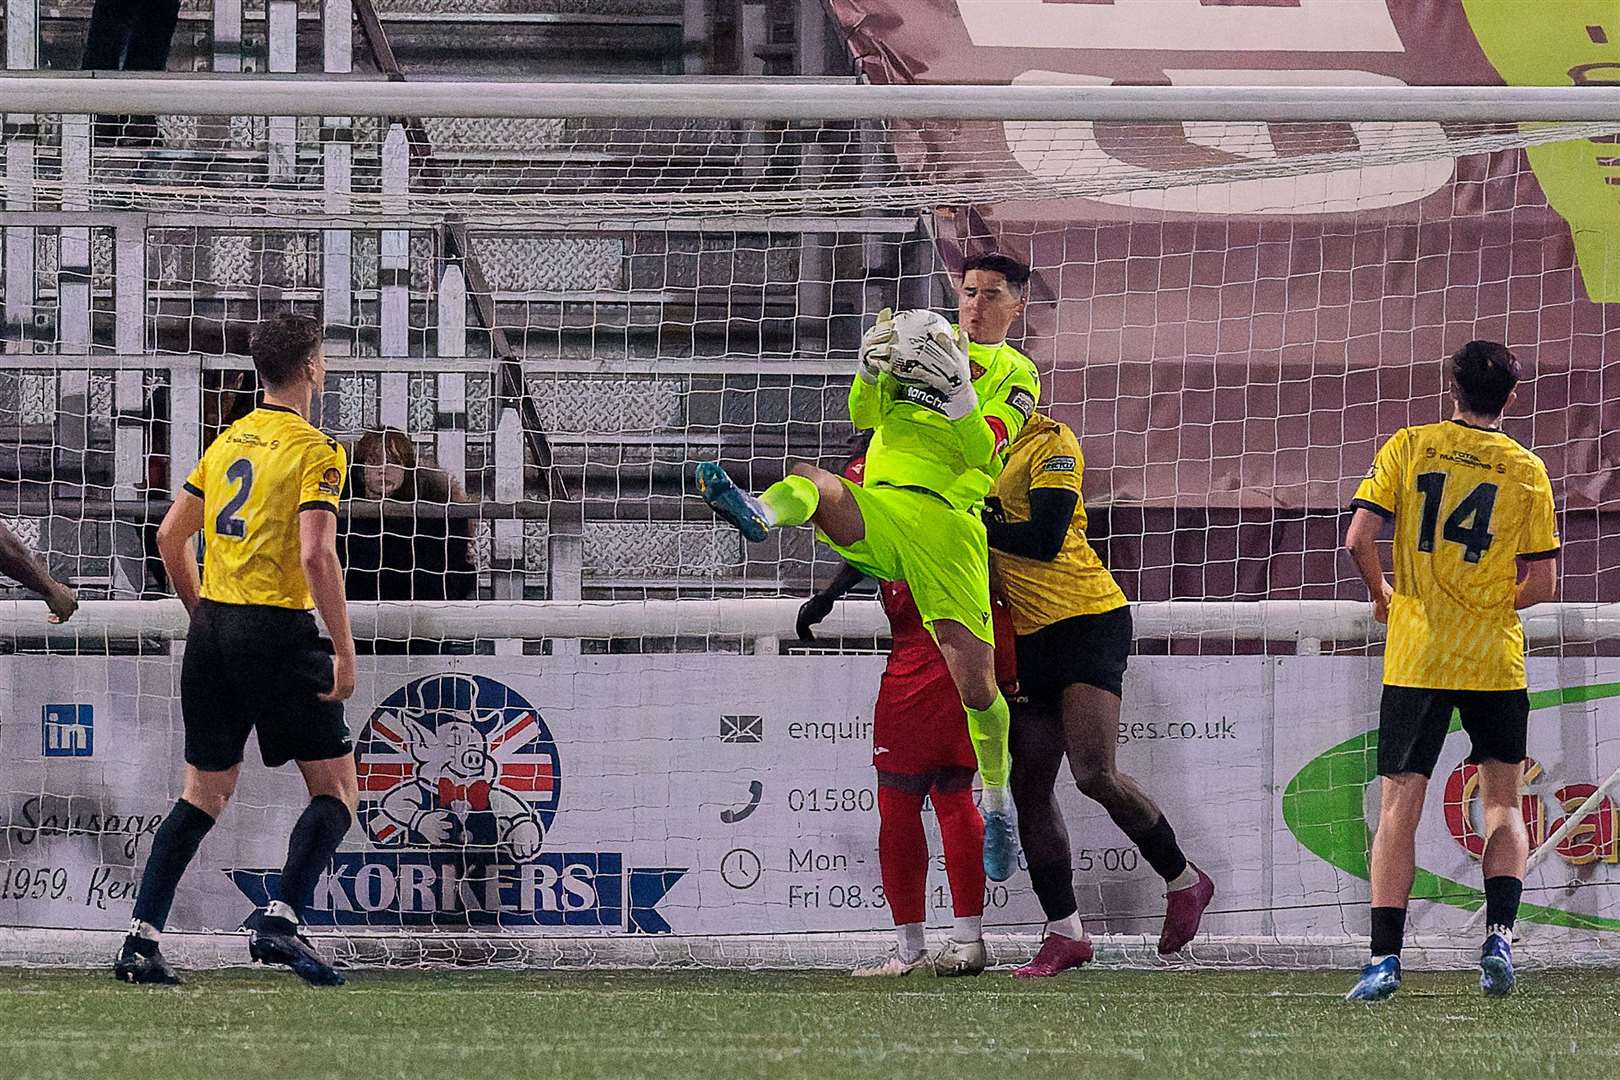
[3,969,1617,1080]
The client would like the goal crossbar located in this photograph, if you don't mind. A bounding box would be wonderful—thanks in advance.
[3,600,1615,646]
[7,76,1620,122]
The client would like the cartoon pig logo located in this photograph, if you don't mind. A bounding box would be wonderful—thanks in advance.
[356,674,560,862]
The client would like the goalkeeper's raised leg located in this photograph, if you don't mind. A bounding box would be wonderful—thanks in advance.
[697,256,1041,881]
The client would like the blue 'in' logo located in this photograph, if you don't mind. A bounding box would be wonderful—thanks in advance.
[42,704,93,757]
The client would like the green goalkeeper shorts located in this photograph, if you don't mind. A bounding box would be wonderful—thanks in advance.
[822,480,994,645]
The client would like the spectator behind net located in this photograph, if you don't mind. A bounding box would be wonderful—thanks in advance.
[342,428,477,606]
[81,0,182,146]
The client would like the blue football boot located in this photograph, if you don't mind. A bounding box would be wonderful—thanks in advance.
[1344,955,1402,1002]
[982,809,1015,883]
[1480,932,1516,997]
[694,462,770,543]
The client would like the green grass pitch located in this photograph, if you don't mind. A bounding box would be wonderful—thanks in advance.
[2,968,1617,1080]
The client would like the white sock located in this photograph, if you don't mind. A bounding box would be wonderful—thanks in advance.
[982,785,1008,814]
[266,900,299,925]
[1369,953,1397,966]
[128,918,160,942]
[896,922,926,960]
[1167,865,1200,892]
[952,915,983,943]
[1045,913,1083,940]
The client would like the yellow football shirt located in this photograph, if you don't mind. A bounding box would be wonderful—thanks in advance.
[1352,419,1558,691]
[183,405,347,610]
[989,415,1127,635]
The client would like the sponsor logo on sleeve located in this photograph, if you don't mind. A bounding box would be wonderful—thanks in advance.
[1040,456,1077,473]
[1006,386,1036,422]
[318,467,342,496]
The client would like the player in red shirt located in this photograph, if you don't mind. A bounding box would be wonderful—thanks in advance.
[797,454,1016,977]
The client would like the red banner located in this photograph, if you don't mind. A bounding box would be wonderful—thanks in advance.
[827,1,1619,603]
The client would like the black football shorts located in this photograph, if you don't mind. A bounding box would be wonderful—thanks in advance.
[181,600,352,770]
[1377,684,1529,779]
[1013,604,1133,704]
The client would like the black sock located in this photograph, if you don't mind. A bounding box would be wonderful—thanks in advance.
[1129,815,1189,884]
[1370,906,1407,957]
[1483,876,1523,934]
[1026,856,1078,922]
[131,798,216,932]
[276,795,352,920]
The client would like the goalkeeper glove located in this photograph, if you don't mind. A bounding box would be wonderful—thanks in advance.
[858,308,897,384]
[796,591,836,642]
[902,324,977,419]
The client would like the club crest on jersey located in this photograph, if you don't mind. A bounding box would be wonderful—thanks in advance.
[356,674,560,861]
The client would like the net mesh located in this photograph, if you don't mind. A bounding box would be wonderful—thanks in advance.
[13,115,1620,218]
[2,99,1618,968]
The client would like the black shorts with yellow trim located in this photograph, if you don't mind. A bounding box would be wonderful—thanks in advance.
[181,599,351,770]
[1377,684,1529,779]
[1013,605,1133,705]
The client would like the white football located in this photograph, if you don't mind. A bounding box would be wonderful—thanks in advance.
[886,308,954,379]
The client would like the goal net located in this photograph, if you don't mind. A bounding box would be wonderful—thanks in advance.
[2,78,1618,970]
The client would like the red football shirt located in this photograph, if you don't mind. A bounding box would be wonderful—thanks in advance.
[880,579,953,690]
[843,452,1016,694]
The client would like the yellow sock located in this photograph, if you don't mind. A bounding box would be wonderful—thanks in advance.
[965,692,1011,790]
[758,473,820,528]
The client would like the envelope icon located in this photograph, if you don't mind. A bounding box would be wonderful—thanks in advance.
[720,715,762,744]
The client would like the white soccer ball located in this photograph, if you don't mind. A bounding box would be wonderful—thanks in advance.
[886,308,955,380]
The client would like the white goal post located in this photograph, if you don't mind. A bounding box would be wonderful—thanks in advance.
[2,599,1618,650]
[9,75,1620,122]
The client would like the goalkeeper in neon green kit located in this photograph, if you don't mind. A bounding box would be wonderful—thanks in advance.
[695,253,1040,881]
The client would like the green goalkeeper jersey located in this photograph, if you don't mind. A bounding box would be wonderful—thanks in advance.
[847,334,1041,512]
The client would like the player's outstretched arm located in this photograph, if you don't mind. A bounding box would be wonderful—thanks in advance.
[155,491,206,616]
[849,309,898,431]
[917,327,1039,469]
[797,562,869,641]
[0,521,77,622]
[1343,507,1393,624]
[300,508,356,703]
[1515,556,1557,609]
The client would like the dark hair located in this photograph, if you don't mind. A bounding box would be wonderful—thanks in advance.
[352,427,419,497]
[962,252,1032,292]
[1450,340,1521,417]
[354,427,418,472]
[249,312,321,389]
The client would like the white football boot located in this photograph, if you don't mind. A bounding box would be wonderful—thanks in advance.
[851,948,931,977]
[932,937,989,977]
